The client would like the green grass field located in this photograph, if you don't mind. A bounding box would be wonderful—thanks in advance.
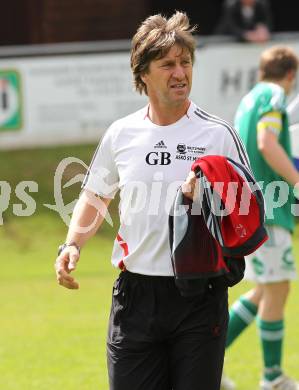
[0,145,299,390]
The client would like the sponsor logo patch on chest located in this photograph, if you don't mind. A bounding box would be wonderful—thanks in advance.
[175,143,206,161]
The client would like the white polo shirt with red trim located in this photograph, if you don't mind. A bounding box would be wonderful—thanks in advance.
[83,101,250,276]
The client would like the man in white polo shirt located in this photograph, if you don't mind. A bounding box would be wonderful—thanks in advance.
[55,11,251,390]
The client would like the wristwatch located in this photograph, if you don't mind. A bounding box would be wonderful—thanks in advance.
[58,242,80,256]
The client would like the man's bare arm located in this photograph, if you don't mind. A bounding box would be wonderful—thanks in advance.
[257,128,299,186]
[54,189,112,289]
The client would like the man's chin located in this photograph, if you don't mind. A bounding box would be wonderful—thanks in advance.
[172,94,189,105]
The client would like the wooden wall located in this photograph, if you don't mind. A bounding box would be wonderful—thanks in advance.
[0,0,151,45]
[0,0,298,47]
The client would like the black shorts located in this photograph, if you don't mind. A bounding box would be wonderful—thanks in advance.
[107,271,228,390]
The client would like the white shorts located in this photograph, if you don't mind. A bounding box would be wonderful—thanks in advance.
[244,225,297,283]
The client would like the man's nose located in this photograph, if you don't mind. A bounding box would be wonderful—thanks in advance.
[172,64,185,79]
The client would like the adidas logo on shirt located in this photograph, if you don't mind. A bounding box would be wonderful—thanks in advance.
[154,140,167,149]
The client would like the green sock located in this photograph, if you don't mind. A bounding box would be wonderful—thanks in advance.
[257,317,284,381]
[226,295,258,348]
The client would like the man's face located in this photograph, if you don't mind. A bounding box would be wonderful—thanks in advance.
[142,44,193,108]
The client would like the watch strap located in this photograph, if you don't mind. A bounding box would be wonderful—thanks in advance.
[58,242,80,256]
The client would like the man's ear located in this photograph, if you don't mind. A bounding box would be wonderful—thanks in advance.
[141,73,147,84]
[287,69,296,82]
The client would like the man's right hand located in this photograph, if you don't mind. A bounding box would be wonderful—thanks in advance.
[182,171,198,200]
[55,246,80,289]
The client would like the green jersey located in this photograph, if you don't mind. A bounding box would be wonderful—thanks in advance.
[234,81,294,232]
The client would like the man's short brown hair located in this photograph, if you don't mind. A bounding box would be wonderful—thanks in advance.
[131,11,197,95]
[259,45,299,81]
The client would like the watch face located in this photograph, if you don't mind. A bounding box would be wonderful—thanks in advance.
[58,243,80,256]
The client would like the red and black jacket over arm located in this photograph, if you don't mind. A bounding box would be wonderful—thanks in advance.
[169,155,268,296]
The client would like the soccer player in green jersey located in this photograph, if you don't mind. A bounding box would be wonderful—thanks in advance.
[221,46,299,390]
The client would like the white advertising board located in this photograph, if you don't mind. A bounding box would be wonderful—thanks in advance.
[0,53,147,148]
[1,39,299,149]
[192,41,299,123]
